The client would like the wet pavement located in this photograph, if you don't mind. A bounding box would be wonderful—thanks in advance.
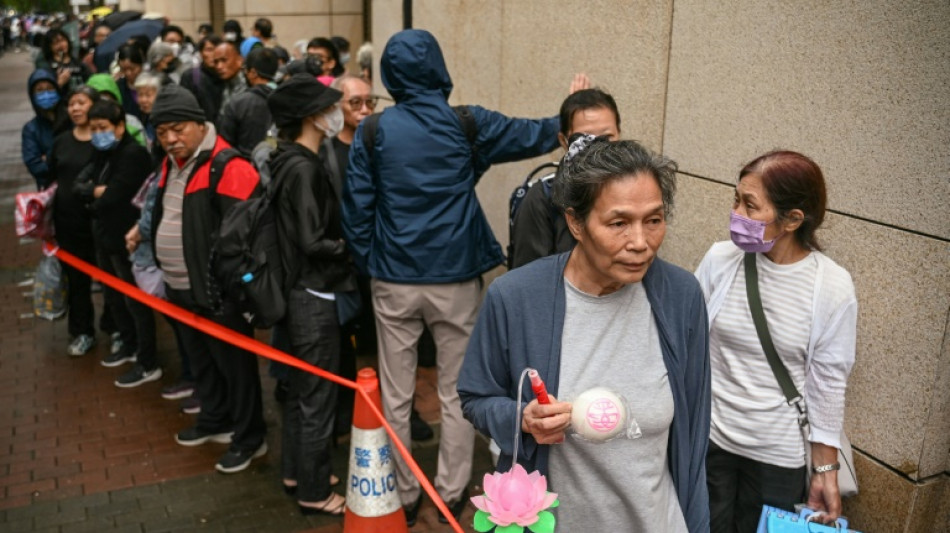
[0,50,491,533]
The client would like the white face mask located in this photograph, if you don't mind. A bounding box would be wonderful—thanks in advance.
[224,32,237,42]
[314,105,344,137]
[168,42,181,57]
[340,53,350,65]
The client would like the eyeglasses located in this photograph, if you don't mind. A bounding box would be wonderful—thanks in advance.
[347,96,379,110]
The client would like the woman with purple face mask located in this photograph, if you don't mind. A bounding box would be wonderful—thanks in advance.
[694,151,857,532]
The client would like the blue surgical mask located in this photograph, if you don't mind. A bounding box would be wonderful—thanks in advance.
[91,130,119,151]
[34,90,60,110]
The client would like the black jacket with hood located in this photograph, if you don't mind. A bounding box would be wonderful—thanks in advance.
[270,140,356,294]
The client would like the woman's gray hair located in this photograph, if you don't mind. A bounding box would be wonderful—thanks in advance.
[146,41,174,69]
[552,136,678,223]
[133,72,163,90]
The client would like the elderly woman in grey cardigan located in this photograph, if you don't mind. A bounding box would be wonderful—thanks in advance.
[458,136,710,532]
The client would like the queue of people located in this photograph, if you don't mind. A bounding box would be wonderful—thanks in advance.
[20,18,857,532]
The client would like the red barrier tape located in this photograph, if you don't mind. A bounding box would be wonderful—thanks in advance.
[52,245,465,532]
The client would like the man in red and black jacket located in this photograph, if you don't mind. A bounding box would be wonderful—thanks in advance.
[149,84,267,474]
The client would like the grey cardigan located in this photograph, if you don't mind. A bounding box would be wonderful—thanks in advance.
[458,252,711,532]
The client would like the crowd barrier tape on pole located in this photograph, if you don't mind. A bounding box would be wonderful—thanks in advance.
[51,244,465,532]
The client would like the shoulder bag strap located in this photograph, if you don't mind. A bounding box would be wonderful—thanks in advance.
[322,136,343,202]
[744,252,805,408]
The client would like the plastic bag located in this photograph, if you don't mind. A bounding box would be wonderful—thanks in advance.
[756,505,859,532]
[33,251,67,320]
[132,263,165,299]
[568,386,642,443]
[15,183,58,239]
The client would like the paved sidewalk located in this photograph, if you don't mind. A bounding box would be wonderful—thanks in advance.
[0,51,491,533]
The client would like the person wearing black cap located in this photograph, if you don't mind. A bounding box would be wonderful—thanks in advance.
[145,84,268,474]
[266,73,354,516]
[218,47,279,155]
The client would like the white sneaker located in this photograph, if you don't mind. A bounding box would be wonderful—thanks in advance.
[67,335,96,356]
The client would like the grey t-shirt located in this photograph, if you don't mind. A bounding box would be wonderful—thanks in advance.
[549,278,687,532]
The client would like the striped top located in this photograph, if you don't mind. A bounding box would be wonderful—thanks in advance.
[709,252,817,468]
[154,124,219,290]
[155,164,190,290]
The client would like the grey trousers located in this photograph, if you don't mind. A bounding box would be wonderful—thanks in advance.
[371,278,480,506]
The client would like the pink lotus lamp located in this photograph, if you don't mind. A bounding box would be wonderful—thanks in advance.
[470,464,558,533]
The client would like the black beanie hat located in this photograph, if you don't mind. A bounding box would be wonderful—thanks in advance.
[267,74,342,128]
[150,84,207,125]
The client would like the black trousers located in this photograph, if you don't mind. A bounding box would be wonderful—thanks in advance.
[281,289,339,502]
[57,233,96,338]
[166,286,266,453]
[97,250,158,369]
[707,441,806,533]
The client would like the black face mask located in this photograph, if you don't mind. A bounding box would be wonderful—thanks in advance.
[163,58,181,74]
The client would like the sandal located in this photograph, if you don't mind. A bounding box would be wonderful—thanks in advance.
[284,475,340,496]
[298,492,346,516]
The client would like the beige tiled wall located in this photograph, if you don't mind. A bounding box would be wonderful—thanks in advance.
[662,0,950,241]
[123,0,364,72]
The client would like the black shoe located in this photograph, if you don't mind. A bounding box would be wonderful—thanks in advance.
[410,409,434,441]
[115,364,163,388]
[101,348,136,368]
[215,442,268,474]
[437,489,468,525]
[179,397,201,414]
[404,493,423,527]
[175,426,233,447]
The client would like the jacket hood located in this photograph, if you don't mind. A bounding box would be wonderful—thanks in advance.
[86,73,123,104]
[28,69,58,116]
[380,30,453,102]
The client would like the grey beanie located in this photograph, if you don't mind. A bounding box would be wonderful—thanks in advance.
[150,84,206,125]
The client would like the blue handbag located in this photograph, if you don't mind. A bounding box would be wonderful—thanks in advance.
[756,505,860,533]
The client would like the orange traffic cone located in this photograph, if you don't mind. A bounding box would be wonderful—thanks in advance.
[343,368,409,532]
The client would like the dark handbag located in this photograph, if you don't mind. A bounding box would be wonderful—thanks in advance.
[743,253,858,497]
[335,289,362,326]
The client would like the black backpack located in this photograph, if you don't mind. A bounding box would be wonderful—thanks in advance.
[208,148,288,328]
[506,161,560,269]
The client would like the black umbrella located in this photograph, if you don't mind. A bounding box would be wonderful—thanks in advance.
[99,10,142,31]
[93,18,164,73]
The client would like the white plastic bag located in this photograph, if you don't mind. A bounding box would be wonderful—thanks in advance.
[33,251,67,320]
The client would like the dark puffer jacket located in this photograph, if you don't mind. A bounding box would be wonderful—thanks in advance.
[341,29,560,283]
[22,69,60,189]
